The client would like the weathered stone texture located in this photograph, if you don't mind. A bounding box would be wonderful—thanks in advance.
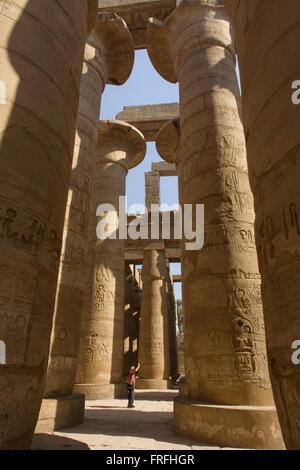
[0,0,96,450]
[75,121,146,398]
[148,0,283,448]
[44,12,134,400]
[99,0,176,49]
[123,264,141,375]
[137,247,171,388]
[228,0,300,449]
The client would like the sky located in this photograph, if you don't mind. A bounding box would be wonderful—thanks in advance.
[100,49,241,300]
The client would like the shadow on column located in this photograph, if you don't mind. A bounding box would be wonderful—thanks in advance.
[0,0,91,449]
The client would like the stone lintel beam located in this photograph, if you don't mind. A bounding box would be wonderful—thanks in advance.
[116,103,179,141]
[172,275,181,283]
[156,117,180,165]
[98,0,176,49]
[151,161,177,176]
[90,12,134,86]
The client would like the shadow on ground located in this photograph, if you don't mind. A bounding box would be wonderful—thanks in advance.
[32,433,90,450]
[134,391,177,402]
[31,391,217,450]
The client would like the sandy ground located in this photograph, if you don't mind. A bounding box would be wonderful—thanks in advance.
[31,390,240,450]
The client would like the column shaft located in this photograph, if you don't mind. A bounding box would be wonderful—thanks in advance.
[137,248,171,389]
[43,13,134,406]
[228,0,300,449]
[74,120,145,399]
[148,0,284,448]
[166,263,179,379]
[0,0,95,449]
[76,149,126,396]
[44,40,105,398]
[175,4,271,406]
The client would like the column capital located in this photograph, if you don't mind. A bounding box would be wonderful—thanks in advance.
[156,117,180,165]
[87,12,134,86]
[97,120,146,172]
[147,0,235,83]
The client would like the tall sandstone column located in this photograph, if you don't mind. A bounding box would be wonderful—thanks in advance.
[226,0,300,449]
[157,118,183,383]
[74,120,146,399]
[123,263,141,376]
[166,261,179,380]
[148,0,283,449]
[35,13,134,433]
[0,0,97,450]
[137,246,171,389]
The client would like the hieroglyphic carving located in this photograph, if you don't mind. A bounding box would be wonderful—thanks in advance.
[232,317,256,376]
[69,174,91,236]
[94,283,106,311]
[84,335,110,362]
[0,202,60,264]
[145,171,160,211]
[0,262,38,363]
[61,244,85,273]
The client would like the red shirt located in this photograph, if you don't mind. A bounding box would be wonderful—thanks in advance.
[128,370,135,384]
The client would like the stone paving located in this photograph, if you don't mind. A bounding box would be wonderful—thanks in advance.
[32,390,238,450]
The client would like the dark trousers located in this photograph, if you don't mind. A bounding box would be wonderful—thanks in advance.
[127,383,135,407]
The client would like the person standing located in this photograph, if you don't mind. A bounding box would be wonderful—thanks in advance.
[127,362,140,408]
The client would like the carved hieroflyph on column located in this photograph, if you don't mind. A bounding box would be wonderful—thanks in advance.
[226,0,300,450]
[137,246,171,389]
[145,171,160,211]
[0,0,97,450]
[39,13,134,431]
[148,0,283,449]
[74,121,146,399]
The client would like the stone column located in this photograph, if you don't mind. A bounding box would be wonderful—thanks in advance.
[166,261,179,380]
[74,120,146,399]
[157,117,183,384]
[148,0,283,449]
[226,0,300,450]
[145,170,160,211]
[123,263,141,376]
[137,245,171,389]
[36,13,134,433]
[0,0,97,450]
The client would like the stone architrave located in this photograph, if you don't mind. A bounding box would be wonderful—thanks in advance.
[148,0,284,449]
[226,0,300,450]
[0,0,97,450]
[74,120,146,399]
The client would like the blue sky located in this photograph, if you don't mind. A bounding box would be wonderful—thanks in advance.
[100,49,240,300]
